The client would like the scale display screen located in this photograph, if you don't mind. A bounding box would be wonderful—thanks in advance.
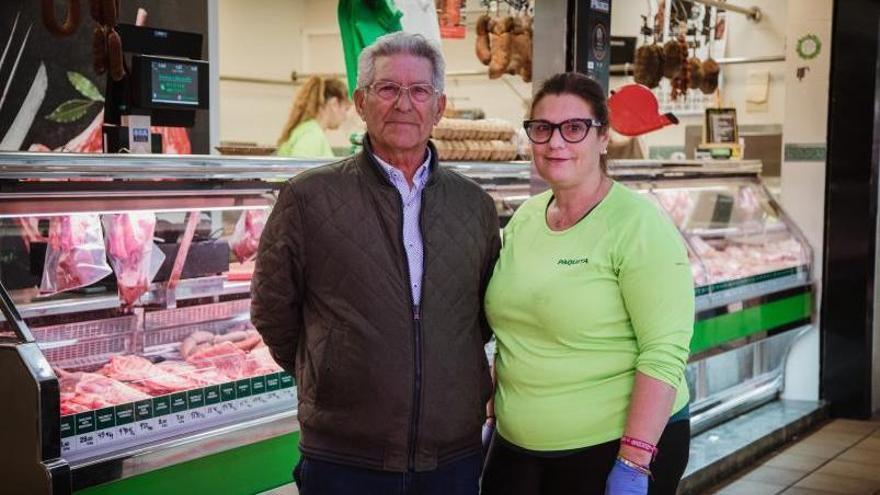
[150,60,199,106]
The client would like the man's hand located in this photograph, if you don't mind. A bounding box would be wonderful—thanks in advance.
[605,459,649,495]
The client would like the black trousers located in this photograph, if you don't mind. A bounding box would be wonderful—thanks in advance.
[294,453,482,495]
[481,420,690,495]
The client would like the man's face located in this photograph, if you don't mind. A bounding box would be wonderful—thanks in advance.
[355,54,446,156]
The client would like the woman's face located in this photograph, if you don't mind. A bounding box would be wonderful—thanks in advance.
[324,96,352,130]
[530,93,609,190]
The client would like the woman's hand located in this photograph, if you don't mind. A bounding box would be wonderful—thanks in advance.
[605,458,649,495]
[483,361,496,451]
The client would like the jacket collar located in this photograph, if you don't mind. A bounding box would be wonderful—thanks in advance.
[359,135,440,188]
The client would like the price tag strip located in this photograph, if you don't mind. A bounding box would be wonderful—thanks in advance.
[61,371,296,460]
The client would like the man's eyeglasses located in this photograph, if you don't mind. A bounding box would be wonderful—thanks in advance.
[365,81,439,103]
[522,119,604,144]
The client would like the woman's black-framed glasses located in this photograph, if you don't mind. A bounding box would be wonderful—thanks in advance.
[522,118,604,144]
[367,81,439,103]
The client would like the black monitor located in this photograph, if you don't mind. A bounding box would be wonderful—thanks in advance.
[131,55,208,110]
[104,24,208,128]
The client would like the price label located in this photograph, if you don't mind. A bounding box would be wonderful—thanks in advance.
[77,434,96,448]
[96,429,115,446]
[205,404,223,419]
[116,425,136,440]
[61,438,75,454]
[174,412,188,427]
[138,420,157,435]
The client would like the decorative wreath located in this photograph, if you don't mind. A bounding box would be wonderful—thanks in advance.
[796,33,821,60]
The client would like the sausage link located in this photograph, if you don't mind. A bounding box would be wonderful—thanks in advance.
[92,26,107,75]
[108,28,125,81]
[41,0,82,37]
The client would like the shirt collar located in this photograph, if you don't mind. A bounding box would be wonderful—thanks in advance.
[372,148,432,187]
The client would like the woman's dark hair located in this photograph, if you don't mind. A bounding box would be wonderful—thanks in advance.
[530,72,610,173]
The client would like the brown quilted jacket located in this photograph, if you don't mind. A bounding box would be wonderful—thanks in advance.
[251,139,500,472]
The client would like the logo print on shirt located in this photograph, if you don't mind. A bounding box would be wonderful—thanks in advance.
[557,257,589,266]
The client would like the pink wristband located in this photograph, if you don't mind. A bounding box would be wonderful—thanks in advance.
[620,436,658,459]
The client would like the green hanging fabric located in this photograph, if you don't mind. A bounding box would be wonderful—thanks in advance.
[338,0,404,96]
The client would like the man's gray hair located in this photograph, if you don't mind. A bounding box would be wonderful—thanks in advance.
[357,32,446,93]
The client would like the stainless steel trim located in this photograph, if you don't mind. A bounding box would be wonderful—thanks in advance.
[715,55,784,65]
[609,159,763,177]
[687,326,811,434]
[0,295,120,323]
[690,377,780,435]
[0,193,273,218]
[72,409,299,483]
[0,152,532,181]
[221,69,518,87]
[0,278,251,323]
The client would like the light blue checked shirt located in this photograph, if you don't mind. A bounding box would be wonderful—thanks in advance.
[373,150,432,306]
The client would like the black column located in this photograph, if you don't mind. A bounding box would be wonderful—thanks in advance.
[821,0,880,418]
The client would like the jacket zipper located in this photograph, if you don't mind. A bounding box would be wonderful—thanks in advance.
[393,187,425,471]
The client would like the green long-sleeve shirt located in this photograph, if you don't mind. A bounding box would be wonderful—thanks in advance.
[484,182,694,451]
[276,119,334,159]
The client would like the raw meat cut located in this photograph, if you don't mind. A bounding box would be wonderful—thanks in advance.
[230,209,268,263]
[185,339,277,380]
[186,341,250,380]
[17,217,46,252]
[40,214,113,296]
[652,189,695,228]
[100,354,198,395]
[103,213,157,306]
[688,235,806,284]
[151,126,191,154]
[245,345,283,376]
[59,372,151,416]
[156,360,228,386]
[179,330,215,359]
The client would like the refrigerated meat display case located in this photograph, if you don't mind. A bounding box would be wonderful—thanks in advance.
[0,152,529,495]
[0,153,811,493]
[610,159,813,434]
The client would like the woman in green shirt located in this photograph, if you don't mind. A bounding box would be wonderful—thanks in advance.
[481,73,694,495]
[276,76,351,158]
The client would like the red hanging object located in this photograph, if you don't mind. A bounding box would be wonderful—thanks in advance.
[608,84,679,137]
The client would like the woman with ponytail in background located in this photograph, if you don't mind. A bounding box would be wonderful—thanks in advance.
[276,76,351,158]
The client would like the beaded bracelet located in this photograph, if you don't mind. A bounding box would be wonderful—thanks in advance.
[617,455,652,477]
[621,435,658,460]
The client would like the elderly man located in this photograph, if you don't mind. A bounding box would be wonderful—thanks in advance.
[251,32,500,495]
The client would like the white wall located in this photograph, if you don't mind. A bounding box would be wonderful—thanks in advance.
[609,0,788,153]
[217,0,531,149]
[217,0,306,147]
[779,0,834,402]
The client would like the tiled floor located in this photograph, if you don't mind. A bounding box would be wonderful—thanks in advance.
[710,418,880,494]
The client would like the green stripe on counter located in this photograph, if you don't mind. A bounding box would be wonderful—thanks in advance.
[784,143,826,162]
[691,292,812,354]
[74,431,301,495]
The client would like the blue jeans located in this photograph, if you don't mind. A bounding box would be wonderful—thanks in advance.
[293,454,482,495]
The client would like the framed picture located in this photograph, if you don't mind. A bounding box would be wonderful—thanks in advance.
[704,107,738,144]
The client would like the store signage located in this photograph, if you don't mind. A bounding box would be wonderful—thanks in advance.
[591,0,610,13]
[571,0,612,92]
